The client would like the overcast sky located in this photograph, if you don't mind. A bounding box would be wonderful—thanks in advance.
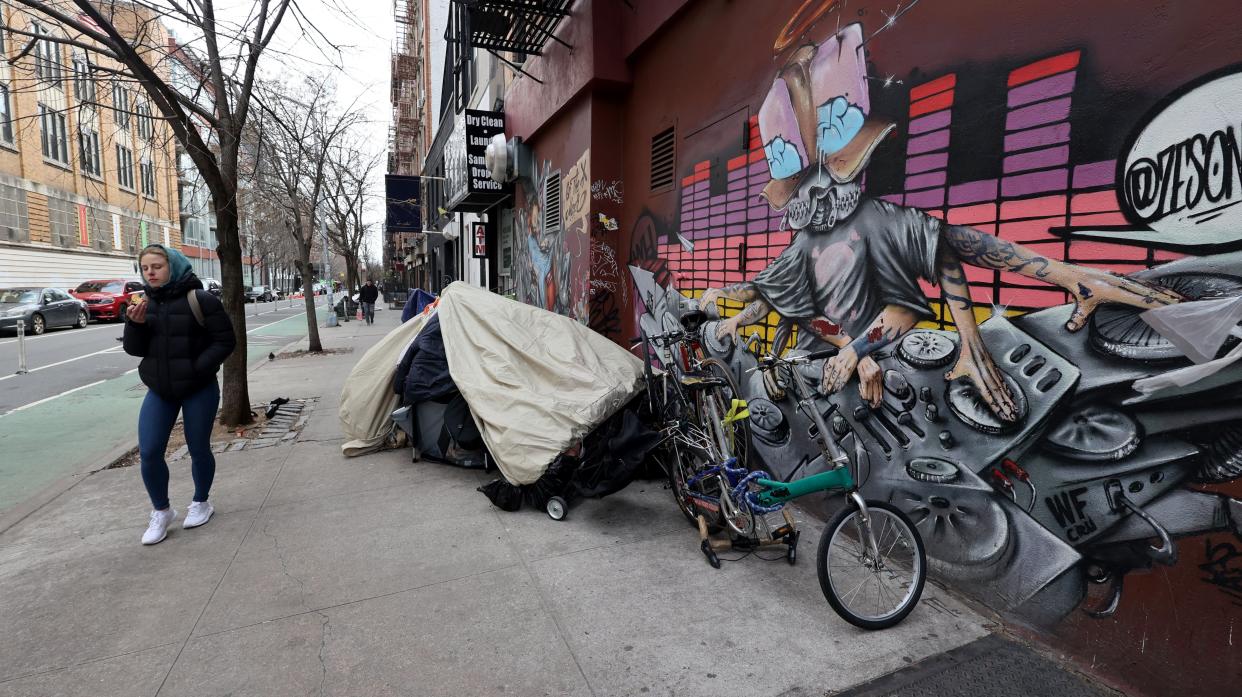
[175,0,397,262]
[280,0,395,263]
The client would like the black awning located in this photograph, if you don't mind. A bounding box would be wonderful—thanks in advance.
[455,0,573,57]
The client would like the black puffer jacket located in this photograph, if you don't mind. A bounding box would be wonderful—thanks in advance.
[359,284,379,303]
[123,275,236,400]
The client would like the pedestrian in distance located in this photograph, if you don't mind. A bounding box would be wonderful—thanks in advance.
[359,279,379,325]
[123,244,236,545]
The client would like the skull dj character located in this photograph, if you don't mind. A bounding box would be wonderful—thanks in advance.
[700,23,1182,420]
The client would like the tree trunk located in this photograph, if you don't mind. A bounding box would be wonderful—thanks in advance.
[301,245,323,352]
[214,197,253,426]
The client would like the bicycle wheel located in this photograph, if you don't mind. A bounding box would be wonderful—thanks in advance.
[667,443,724,532]
[816,500,926,630]
[698,358,753,470]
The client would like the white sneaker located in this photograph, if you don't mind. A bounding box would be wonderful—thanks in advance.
[142,508,177,545]
[183,501,214,529]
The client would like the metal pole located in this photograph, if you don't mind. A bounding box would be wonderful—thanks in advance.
[15,319,28,374]
[321,204,337,327]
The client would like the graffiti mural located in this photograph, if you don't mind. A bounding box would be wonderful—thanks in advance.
[592,179,625,204]
[628,3,1242,650]
[513,151,591,321]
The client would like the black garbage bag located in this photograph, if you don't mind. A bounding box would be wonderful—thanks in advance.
[478,478,523,511]
[573,409,662,498]
[523,455,580,509]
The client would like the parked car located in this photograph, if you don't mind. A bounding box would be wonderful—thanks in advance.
[0,287,89,334]
[71,279,144,322]
[244,285,274,303]
[201,278,223,296]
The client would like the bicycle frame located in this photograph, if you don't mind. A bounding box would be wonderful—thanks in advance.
[749,350,882,561]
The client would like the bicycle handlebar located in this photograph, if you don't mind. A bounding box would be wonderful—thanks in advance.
[754,347,839,371]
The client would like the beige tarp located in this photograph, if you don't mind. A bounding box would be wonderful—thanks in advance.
[340,283,645,485]
[339,310,431,457]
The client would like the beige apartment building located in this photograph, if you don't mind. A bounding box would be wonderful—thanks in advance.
[0,1,180,288]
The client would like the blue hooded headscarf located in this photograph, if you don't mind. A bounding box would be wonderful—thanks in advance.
[140,244,199,297]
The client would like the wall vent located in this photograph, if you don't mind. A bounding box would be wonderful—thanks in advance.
[543,171,561,234]
[650,126,676,192]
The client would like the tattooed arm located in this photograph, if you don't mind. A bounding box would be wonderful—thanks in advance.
[937,245,1019,422]
[699,282,759,312]
[941,224,1182,330]
[715,298,771,341]
[821,306,918,406]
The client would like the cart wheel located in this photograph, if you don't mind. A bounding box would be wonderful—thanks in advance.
[701,540,721,569]
[546,496,568,521]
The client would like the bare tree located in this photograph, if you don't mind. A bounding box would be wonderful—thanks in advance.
[5,0,306,425]
[249,74,361,352]
[324,140,381,297]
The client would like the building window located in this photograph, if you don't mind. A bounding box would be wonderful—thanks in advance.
[112,82,130,128]
[116,144,134,189]
[47,196,76,248]
[140,158,156,197]
[79,128,101,176]
[0,85,13,144]
[39,104,69,164]
[0,182,29,243]
[135,102,153,139]
[33,23,63,87]
[73,54,96,105]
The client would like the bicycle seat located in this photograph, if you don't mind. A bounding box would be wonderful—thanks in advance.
[679,375,727,391]
[679,310,708,332]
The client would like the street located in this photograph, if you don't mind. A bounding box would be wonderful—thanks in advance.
[0,296,330,515]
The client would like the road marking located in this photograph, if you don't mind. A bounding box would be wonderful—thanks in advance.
[0,345,123,383]
[0,323,116,346]
[1,379,106,417]
[0,299,324,383]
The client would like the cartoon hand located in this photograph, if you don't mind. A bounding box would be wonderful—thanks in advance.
[821,346,859,394]
[944,335,1018,422]
[1065,271,1184,332]
[715,316,741,343]
[856,356,882,408]
[699,288,723,312]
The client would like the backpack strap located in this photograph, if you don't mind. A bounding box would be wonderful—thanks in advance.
[186,289,205,327]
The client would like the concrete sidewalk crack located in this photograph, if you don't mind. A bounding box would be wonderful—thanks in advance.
[263,519,309,608]
[315,610,331,696]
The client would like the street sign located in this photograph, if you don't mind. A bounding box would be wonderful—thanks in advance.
[472,222,487,259]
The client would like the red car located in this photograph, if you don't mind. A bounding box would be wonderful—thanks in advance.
[72,279,145,322]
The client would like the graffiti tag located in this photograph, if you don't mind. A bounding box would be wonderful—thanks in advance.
[1201,539,1242,606]
[1116,68,1242,248]
[592,179,624,204]
[1045,487,1098,542]
[563,153,592,228]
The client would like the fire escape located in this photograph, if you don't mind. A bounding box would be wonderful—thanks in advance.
[388,0,430,276]
[390,0,427,176]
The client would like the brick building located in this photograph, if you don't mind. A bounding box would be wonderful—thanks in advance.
[0,1,180,288]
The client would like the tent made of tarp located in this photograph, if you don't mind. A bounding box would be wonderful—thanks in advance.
[339,282,645,485]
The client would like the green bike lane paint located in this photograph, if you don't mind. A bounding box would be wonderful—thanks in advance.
[0,307,325,515]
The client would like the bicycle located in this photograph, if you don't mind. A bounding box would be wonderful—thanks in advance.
[687,347,928,630]
[635,314,755,538]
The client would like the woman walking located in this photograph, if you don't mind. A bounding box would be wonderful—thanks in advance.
[124,245,236,545]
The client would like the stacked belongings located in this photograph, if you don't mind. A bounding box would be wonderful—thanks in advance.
[390,313,487,468]
[480,395,663,516]
[339,283,653,512]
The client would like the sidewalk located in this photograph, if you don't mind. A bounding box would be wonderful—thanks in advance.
[0,304,1109,697]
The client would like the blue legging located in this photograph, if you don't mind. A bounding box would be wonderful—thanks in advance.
[139,381,219,510]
